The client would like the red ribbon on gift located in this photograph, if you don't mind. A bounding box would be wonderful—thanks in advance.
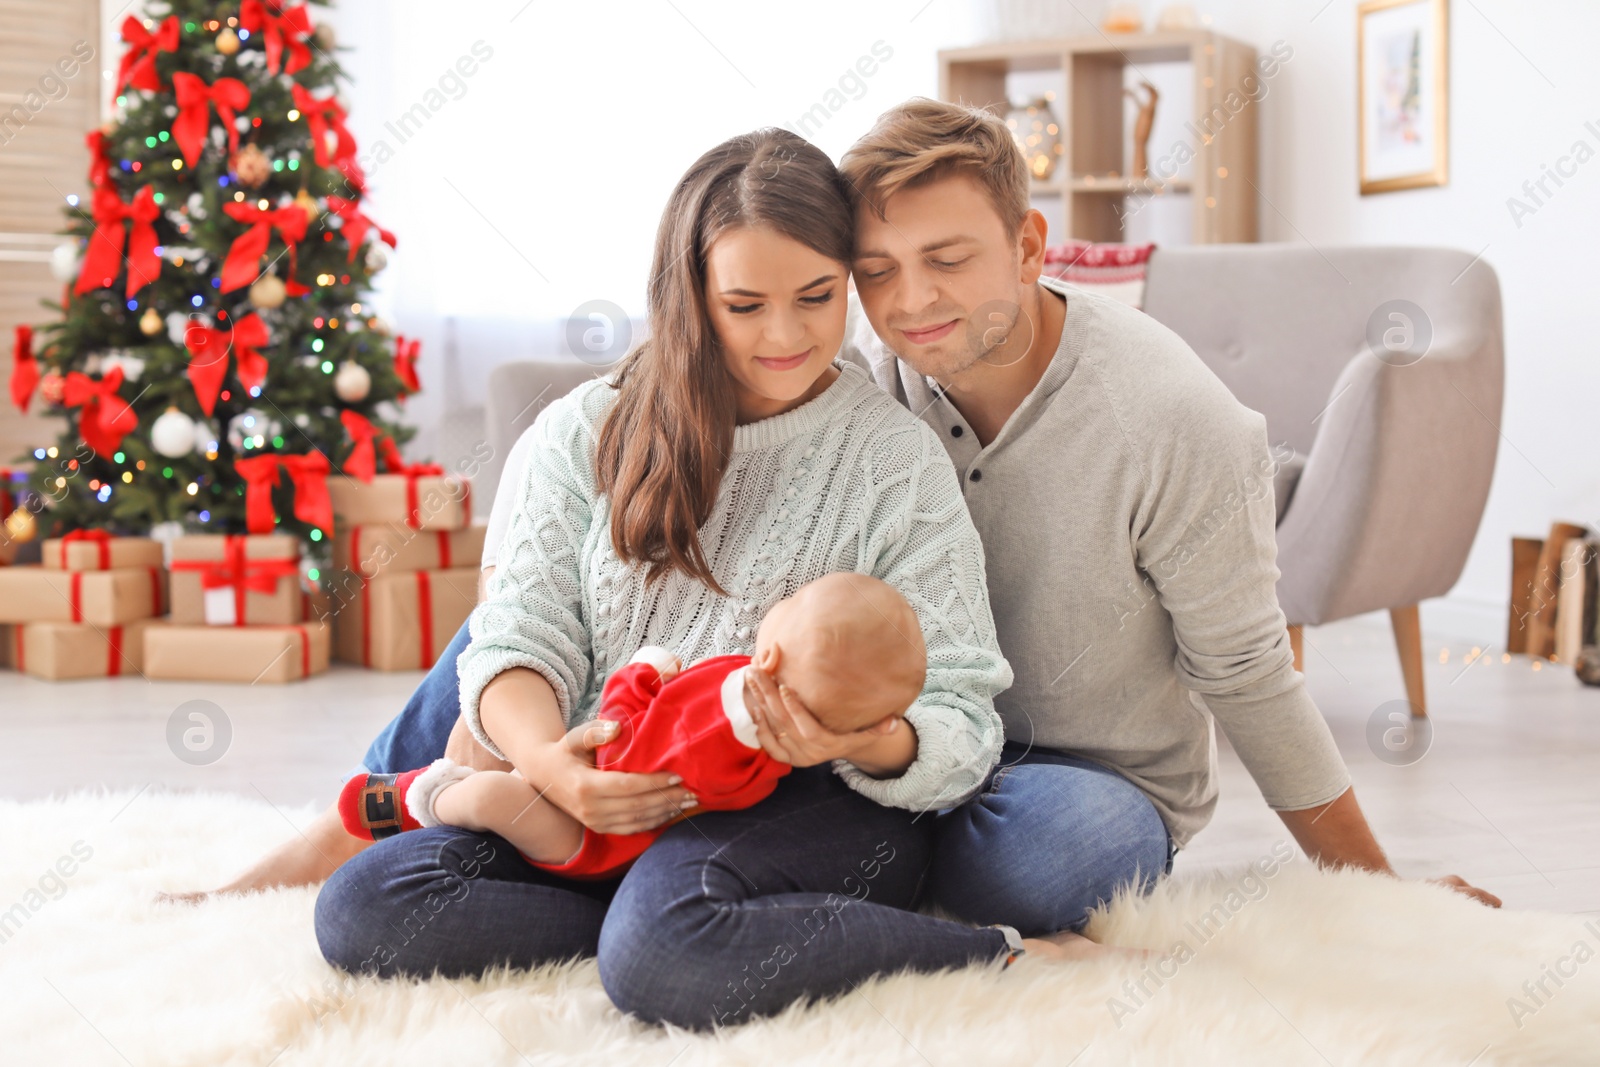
[171,72,251,168]
[235,452,332,534]
[238,0,313,76]
[63,367,137,457]
[60,529,113,570]
[220,201,309,295]
[170,533,298,626]
[64,567,159,623]
[75,186,161,298]
[11,325,38,414]
[116,14,180,93]
[106,625,125,676]
[86,130,113,189]
[325,196,395,263]
[185,312,271,416]
[290,84,357,169]
[392,335,421,396]
[339,411,468,528]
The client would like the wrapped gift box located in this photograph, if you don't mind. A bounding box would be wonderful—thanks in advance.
[0,624,12,668]
[11,619,151,680]
[0,566,165,626]
[169,534,302,626]
[330,567,477,670]
[328,473,472,532]
[143,620,331,683]
[331,521,487,577]
[42,532,164,572]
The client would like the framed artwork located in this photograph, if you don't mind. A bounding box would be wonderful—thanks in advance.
[1358,0,1449,194]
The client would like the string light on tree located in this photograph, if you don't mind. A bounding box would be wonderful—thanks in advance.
[139,308,163,336]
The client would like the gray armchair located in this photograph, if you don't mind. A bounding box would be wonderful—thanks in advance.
[1141,243,1505,716]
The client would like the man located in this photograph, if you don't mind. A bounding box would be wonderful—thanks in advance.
[177,97,1494,956]
[834,98,1497,920]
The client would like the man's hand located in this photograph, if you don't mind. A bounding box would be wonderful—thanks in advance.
[1426,874,1503,908]
[522,719,698,836]
[1278,786,1501,908]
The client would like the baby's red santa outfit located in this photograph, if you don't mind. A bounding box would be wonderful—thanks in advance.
[530,647,791,880]
[339,647,792,881]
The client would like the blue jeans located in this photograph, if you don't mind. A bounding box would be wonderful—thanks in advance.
[325,621,1174,1028]
[930,740,1176,937]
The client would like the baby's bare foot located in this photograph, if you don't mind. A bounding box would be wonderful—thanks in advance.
[1019,929,1153,963]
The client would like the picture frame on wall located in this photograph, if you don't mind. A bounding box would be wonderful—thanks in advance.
[1358,0,1449,194]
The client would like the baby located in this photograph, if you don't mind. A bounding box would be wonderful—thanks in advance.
[336,572,927,881]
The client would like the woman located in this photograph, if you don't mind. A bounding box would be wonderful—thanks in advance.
[314,129,1102,1029]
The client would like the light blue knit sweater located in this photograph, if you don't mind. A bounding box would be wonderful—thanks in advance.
[457,359,1012,812]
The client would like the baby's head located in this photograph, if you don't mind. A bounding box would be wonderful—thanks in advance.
[752,573,927,733]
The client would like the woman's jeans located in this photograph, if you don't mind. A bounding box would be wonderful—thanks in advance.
[319,621,1175,1030]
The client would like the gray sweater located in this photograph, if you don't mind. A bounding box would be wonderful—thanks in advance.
[842,277,1352,848]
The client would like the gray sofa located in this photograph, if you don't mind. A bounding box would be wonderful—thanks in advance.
[485,244,1504,718]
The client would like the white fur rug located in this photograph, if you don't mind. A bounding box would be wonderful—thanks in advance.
[3,789,1596,1067]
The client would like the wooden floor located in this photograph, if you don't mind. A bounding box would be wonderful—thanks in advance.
[4,612,1597,915]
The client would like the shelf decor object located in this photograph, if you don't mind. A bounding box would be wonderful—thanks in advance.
[1004,95,1064,181]
[1358,0,1449,194]
[940,30,1262,243]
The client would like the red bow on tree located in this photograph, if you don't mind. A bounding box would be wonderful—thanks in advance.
[335,156,367,195]
[238,0,314,76]
[185,313,271,416]
[75,185,161,298]
[392,335,421,396]
[340,410,398,482]
[11,325,39,414]
[235,452,332,533]
[116,14,180,93]
[290,84,357,168]
[325,196,395,263]
[220,201,310,294]
[63,367,138,457]
[171,72,251,168]
[85,130,113,189]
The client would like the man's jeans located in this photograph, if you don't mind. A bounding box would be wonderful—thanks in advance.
[322,620,1173,1029]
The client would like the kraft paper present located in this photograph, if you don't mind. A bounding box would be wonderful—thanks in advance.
[169,534,301,626]
[142,620,331,683]
[331,521,488,577]
[12,619,151,680]
[0,566,166,626]
[42,533,164,572]
[329,567,478,670]
[327,473,472,532]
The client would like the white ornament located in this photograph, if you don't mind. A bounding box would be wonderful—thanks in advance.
[333,360,371,402]
[50,241,81,282]
[364,243,389,272]
[151,408,198,458]
[101,350,146,381]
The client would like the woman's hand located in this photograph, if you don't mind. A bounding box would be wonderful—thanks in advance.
[742,666,900,768]
[525,719,699,836]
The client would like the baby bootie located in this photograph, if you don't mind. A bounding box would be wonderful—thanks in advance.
[337,758,475,840]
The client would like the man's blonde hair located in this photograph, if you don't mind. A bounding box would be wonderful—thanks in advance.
[840,97,1030,237]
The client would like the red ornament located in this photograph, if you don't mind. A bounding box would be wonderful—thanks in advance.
[10,325,39,414]
[39,371,66,407]
[76,186,161,298]
[62,367,138,456]
[171,72,251,167]
[185,313,272,416]
[239,1,314,76]
[116,15,180,93]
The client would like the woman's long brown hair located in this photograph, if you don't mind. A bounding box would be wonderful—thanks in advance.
[596,129,853,595]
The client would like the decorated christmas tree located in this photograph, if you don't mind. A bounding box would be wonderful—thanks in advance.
[8,0,421,580]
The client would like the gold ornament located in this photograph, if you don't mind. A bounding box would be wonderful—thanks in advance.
[139,308,163,336]
[216,28,241,55]
[4,507,37,543]
[231,144,271,188]
[249,273,288,309]
[294,189,320,220]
